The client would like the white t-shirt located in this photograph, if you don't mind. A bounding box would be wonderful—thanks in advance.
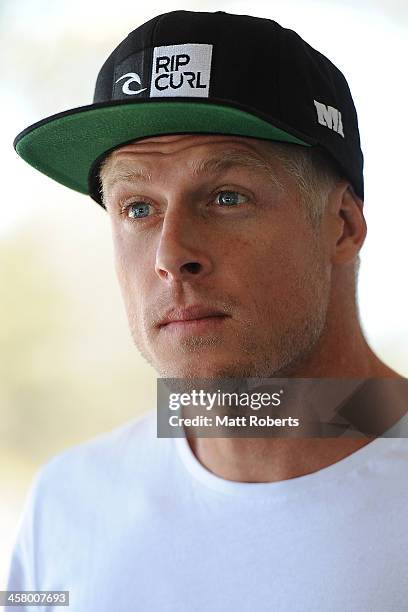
[5,409,408,611]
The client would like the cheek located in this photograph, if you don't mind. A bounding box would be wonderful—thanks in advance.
[110,225,148,309]
[225,228,291,282]
[111,229,130,283]
[111,222,143,273]
[228,224,326,307]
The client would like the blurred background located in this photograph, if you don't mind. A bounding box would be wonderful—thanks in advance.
[1,0,407,586]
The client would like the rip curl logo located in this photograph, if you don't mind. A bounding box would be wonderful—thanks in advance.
[313,100,344,138]
[115,72,147,95]
[150,43,213,98]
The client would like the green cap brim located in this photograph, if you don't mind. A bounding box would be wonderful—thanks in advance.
[14,100,312,204]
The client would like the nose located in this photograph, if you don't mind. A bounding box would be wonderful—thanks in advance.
[154,207,213,283]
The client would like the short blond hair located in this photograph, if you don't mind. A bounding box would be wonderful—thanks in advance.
[261,142,350,225]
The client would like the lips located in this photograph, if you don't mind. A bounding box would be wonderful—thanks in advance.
[158,305,228,327]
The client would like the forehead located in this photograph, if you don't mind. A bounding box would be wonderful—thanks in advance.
[100,134,286,185]
[109,132,270,151]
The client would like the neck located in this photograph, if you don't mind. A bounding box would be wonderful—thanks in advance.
[187,310,404,484]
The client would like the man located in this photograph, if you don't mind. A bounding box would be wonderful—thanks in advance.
[6,10,408,611]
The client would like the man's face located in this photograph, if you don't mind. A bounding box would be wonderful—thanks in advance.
[101,134,331,378]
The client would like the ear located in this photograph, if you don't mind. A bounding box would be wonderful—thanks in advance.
[328,182,366,266]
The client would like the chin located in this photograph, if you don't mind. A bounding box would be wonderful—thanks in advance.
[155,359,257,380]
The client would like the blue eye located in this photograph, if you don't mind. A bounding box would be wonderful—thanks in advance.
[127,202,152,218]
[215,191,247,206]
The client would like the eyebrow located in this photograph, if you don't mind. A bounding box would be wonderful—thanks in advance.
[101,149,284,203]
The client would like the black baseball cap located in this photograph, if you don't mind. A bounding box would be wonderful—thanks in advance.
[13,10,364,208]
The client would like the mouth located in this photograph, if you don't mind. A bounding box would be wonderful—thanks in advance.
[159,314,229,333]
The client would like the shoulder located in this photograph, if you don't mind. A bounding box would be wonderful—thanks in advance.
[6,411,174,591]
[28,410,172,508]
[42,409,154,462]
[43,409,157,467]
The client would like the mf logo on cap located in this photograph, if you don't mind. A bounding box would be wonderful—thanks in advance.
[150,44,213,98]
[314,100,344,138]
